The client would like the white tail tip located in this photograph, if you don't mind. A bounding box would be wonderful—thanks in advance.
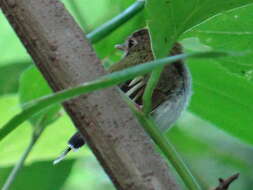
[53,147,71,165]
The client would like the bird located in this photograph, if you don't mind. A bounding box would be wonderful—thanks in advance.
[53,28,192,164]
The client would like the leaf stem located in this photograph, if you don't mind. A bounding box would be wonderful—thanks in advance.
[142,67,163,114]
[0,51,231,142]
[144,117,201,190]
[86,0,145,43]
[122,94,201,190]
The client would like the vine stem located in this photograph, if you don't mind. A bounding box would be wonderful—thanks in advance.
[2,122,45,190]
[86,0,145,43]
[122,93,201,190]
[0,51,231,142]
[142,67,163,114]
[144,117,201,190]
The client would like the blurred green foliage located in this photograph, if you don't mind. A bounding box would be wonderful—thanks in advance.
[19,66,61,127]
[0,62,30,95]
[169,112,253,190]
[0,0,253,190]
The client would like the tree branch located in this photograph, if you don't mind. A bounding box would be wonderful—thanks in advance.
[0,0,179,189]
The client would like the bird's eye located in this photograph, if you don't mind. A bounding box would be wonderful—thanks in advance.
[128,38,138,48]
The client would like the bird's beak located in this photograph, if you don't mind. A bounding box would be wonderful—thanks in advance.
[115,43,127,51]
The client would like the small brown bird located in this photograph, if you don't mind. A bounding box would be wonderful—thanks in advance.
[54,29,192,164]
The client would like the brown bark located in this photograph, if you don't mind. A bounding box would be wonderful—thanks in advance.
[0,0,180,189]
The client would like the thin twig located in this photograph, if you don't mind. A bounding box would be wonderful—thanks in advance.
[213,173,240,190]
[1,121,46,190]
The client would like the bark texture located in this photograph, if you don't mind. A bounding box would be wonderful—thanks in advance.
[0,0,179,189]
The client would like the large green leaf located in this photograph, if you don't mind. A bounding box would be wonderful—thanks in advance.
[182,4,253,81]
[188,59,253,145]
[146,0,253,58]
[177,5,253,145]
[146,1,253,145]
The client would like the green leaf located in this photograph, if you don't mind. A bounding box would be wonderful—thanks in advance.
[0,160,75,190]
[2,66,64,189]
[188,59,253,145]
[146,0,253,58]
[175,5,253,145]
[19,66,61,126]
[0,62,30,95]
[182,4,253,81]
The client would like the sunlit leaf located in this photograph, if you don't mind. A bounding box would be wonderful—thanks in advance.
[182,4,253,81]
[146,0,253,58]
